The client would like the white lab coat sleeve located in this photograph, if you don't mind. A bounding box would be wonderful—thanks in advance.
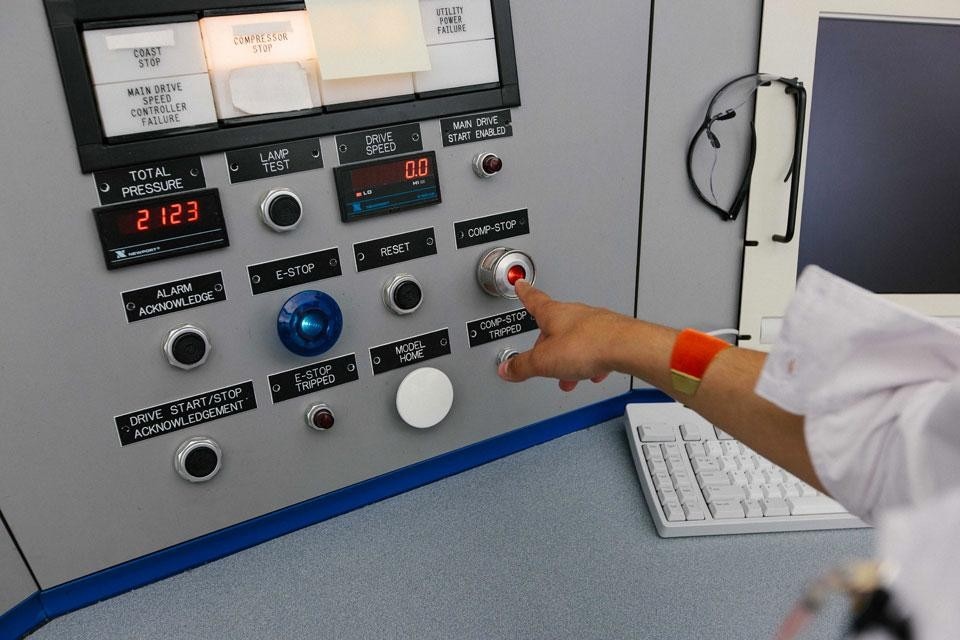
[754,266,960,523]
[877,487,960,640]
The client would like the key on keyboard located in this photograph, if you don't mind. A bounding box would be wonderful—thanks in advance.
[623,402,868,537]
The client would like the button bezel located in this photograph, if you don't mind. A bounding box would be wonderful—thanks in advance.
[260,188,303,232]
[162,324,211,370]
[174,436,222,483]
[382,273,424,315]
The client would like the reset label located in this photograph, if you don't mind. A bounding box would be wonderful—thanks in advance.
[115,381,257,446]
[122,272,226,322]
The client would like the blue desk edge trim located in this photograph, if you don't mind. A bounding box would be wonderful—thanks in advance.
[0,389,668,638]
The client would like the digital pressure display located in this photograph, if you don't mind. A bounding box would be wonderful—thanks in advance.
[334,151,441,222]
[93,189,229,269]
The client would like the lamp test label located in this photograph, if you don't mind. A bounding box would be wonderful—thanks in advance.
[353,227,437,272]
[467,308,538,347]
[268,354,360,403]
[247,248,342,295]
[122,272,226,322]
[370,329,451,375]
[454,209,529,249]
[440,109,512,147]
[115,381,257,446]
[94,157,206,206]
[226,137,324,184]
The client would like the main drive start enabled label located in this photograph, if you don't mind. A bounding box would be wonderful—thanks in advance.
[440,109,512,147]
[122,272,226,322]
[115,381,257,446]
[370,329,451,375]
[268,353,359,403]
[467,308,538,347]
[454,209,529,249]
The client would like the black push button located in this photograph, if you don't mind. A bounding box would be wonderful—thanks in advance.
[172,332,207,366]
[267,194,302,228]
[260,189,303,232]
[163,324,211,370]
[184,445,219,479]
[382,274,424,315]
[393,280,423,311]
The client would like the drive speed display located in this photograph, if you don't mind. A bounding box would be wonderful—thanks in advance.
[334,151,441,222]
[93,188,229,269]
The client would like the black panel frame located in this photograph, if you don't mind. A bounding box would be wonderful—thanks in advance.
[43,0,520,173]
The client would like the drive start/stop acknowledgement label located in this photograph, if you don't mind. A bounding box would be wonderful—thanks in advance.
[115,381,257,446]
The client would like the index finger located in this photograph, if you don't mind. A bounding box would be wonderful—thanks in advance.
[514,279,551,318]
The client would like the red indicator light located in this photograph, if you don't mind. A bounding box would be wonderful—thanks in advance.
[507,264,526,285]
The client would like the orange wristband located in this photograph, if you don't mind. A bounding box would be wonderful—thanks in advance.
[669,329,731,396]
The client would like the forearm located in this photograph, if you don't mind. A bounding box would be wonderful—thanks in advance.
[604,316,826,492]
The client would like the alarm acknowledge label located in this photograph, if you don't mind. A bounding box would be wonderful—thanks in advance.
[115,381,257,446]
[122,271,226,322]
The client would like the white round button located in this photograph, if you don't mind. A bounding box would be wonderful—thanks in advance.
[396,367,454,429]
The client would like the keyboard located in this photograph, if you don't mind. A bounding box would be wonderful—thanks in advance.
[624,402,867,537]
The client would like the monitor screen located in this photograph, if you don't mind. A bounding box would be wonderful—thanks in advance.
[798,18,960,294]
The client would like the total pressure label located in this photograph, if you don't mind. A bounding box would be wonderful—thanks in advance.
[354,227,437,272]
[115,381,257,446]
[467,308,538,347]
[94,156,206,205]
[336,123,423,165]
[122,271,226,323]
[440,109,512,147]
[247,248,342,295]
[454,209,529,249]
[370,329,451,375]
[268,353,360,403]
[226,137,324,183]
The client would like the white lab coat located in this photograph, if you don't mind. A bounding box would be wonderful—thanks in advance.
[755,265,960,639]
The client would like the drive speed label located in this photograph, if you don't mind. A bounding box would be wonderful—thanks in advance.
[122,272,226,322]
[467,308,538,347]
[268,354,360,403]
[454,209,529,249]
[115,381,257,446]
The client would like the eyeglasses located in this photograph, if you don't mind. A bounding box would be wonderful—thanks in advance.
[686,73,806,243]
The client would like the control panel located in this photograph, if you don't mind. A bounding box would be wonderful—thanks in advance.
[0,0,649,589]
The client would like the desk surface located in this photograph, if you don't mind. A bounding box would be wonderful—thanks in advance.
[31,417,873,639]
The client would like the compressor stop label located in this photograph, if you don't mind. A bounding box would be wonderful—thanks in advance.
[115,381,257,446]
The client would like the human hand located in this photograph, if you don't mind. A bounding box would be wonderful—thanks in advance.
[497,280,626,391]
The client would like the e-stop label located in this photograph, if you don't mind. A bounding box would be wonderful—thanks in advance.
[247,248,342,295]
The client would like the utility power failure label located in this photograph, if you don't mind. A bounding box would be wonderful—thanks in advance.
[115,381,257,446]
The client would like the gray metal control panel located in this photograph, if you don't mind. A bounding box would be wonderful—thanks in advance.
[0,0,651,588]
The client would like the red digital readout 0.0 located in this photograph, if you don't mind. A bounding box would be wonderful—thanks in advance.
[350,155,432,195]
[117,199,201,236]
